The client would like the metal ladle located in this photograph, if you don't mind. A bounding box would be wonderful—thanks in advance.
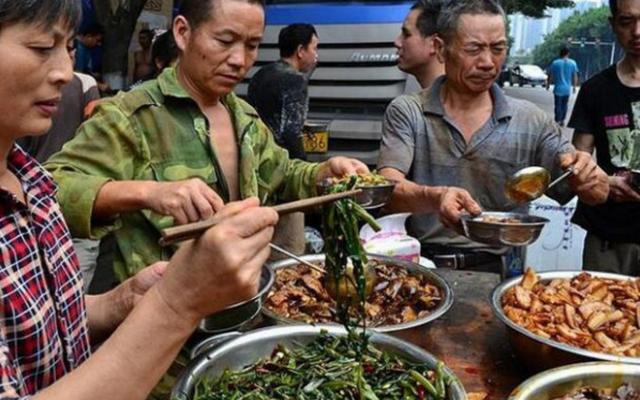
[505,166,574,204]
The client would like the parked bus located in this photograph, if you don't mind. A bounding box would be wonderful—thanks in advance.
[236,0,417,165]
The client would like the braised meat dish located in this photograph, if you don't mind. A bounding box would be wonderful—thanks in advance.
[265,261,443,327]
[503,269,640,357]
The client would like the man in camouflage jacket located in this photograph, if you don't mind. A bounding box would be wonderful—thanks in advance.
[46,0,366,281]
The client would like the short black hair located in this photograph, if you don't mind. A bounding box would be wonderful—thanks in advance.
[560,46,569,57]
[78,22,103,36]
[278,23,317,58]
[411,0,442,38]
[139,28,153,36]
[179,0,265,30]
[610,0,618,16]
[0,0,81,32]
[152,30,179,69]
[437,0,505,43]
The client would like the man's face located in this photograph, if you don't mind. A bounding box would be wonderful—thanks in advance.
[299,34,319,73]
[611,0,640,58]
[81,32,102,48]
[394,9,435,74]
[139,31,152,49]
[175,0,264,100]
[441,13,507,95]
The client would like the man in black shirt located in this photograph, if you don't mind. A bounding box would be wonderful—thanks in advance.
[248,23,318,160]
[568,0,640,275]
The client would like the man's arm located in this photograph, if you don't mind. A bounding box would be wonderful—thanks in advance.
[31,199,277,400]
[93,178,223,225]
[380,167,481,229]
[380,167,446,214]
[573,131,640,203]
[83,261,167,344]
[45,102,224,238]
[572,131,595,154]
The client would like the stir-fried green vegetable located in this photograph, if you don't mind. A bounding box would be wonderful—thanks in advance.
[329,172,389,187]
[193,333,452,400]
[321,175,381,353]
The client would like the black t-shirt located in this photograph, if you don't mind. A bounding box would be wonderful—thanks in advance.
[247,60,308,160]
[568,65,640,243]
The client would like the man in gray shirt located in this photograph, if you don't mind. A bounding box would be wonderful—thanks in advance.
[378,0,609,273]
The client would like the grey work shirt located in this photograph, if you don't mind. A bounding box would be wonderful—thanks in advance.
[378,76,574,249]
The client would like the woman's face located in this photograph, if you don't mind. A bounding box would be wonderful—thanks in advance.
[0,21,74,140]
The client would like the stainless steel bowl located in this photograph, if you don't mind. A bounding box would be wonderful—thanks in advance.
[317,179,396,210]
[198,266,274,334]
[509,362,640,400]
[492,270,640,372]
[461,211,549,247]
[172,324,467,400]
[263,254,453,332]
[355,180,397,209]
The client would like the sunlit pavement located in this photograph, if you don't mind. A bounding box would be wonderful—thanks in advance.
[502,83,578,140]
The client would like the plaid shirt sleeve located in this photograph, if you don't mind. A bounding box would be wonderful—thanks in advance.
[0,146,91,397]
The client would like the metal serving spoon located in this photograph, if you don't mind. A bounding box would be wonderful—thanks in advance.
[505,166,573,204]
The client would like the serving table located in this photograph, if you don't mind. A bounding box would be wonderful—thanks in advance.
[393,269,527,399]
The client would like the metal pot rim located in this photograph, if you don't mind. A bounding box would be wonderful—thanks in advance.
[461,211,549,227]
[263,253,454,332]
[197,266,275,334]
[174,324,467,399]
[492,270,640,365]
[508,361,640,399]
[219,265,274,312]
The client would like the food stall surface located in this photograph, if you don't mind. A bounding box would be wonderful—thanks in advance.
[393,269,527,399]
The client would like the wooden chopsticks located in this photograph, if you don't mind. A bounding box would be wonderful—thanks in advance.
[158,189,361,246]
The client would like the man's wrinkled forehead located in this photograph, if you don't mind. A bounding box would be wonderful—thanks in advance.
[452,14,506,44]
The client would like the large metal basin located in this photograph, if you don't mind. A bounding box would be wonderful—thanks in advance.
[198,266,274,334]
[509,362,640,400]
[263,254,454,332]
[492,270,640,372]
[171,324,467,400]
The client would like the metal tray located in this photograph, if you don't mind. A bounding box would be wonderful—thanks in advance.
[263,254,453,332]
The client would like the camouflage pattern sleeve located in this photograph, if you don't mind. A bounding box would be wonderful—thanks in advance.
[45,100,143,239]
[252,117,320,203]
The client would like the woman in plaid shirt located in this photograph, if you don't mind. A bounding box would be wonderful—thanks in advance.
[0,1,279,399]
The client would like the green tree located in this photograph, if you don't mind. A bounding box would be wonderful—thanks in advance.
[532,6,616,80]
[501,0,575,18]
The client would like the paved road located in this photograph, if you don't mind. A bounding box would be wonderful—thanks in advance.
[502,84,577,138]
